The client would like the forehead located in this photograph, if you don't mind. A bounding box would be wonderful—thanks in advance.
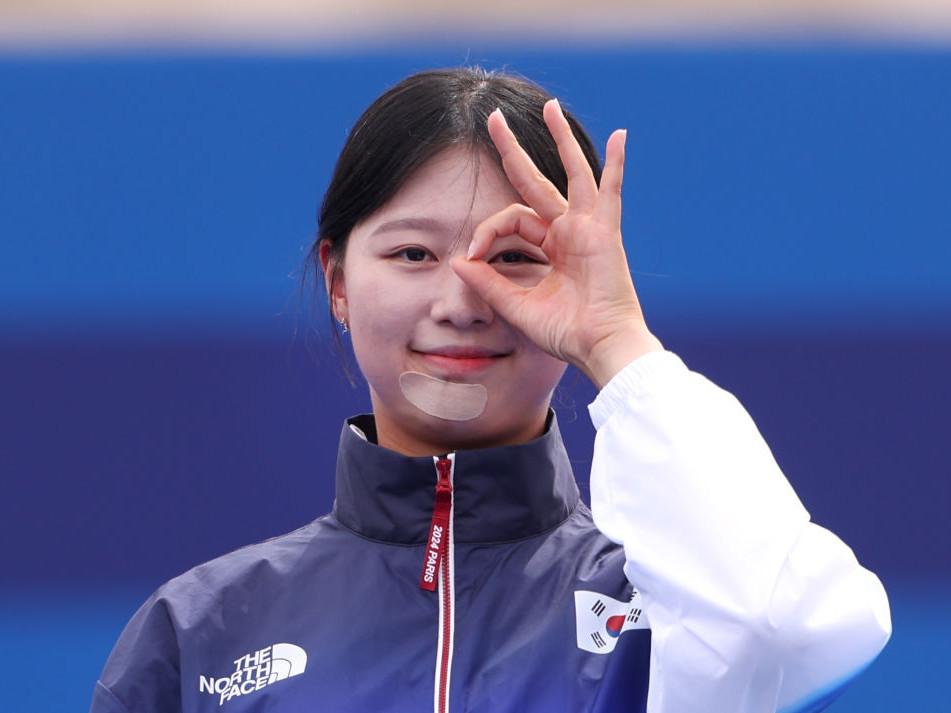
[362,146,520,231]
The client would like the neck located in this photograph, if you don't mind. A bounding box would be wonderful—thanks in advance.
[373,409,550,457]
[334,412,579,544]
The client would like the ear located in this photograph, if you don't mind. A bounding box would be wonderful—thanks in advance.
[318,239,348,324]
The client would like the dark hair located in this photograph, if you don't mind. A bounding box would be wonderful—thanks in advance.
[306,66,602,341]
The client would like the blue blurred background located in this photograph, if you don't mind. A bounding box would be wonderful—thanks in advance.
[1,47,949,711]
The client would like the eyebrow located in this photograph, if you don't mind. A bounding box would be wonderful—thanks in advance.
[370,217,452,236]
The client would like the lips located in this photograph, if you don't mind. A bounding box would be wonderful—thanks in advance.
[413,346,511,376]
[420,346,509,359]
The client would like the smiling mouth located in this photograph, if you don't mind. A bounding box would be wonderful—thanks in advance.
[413,347,510,376]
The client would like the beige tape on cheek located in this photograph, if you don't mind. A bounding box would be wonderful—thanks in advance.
[399,371,488,421]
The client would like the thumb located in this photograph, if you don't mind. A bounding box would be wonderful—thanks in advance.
[451,255,528,325]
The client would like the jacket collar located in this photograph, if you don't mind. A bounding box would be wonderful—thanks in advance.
[332,412,580,545]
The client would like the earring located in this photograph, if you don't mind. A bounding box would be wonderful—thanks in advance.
[339,318,349,333]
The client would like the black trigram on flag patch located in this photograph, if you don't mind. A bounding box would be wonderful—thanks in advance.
[574,590,649,655]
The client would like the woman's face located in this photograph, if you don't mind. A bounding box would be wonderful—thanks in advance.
[325,147,567,456]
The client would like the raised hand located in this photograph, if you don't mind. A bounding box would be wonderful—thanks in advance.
[451,99,663,389]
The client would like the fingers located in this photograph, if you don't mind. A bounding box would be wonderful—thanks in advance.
[460,205,548,326]
[488,109,567,224]
[450,255,528,325]
[593,128,626,227]
[467,204,549,260]
[543,99,599,212]
[490,101,621,230]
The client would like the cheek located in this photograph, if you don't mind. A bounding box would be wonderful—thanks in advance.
[345,278,421,378]
[346,268,411,330]
[519,347,569,397]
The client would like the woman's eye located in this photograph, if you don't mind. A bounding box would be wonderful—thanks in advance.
[493,251,537,264]
[394,247,429,262]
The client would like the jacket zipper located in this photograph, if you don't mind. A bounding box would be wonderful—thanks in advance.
[419,454,455,713]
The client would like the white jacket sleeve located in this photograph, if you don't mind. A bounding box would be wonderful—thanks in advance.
[588,351,891,713]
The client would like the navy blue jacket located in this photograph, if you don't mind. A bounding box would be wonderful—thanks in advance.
[91,414,651,713]
[92,352,891,713]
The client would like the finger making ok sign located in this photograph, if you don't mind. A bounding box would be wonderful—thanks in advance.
[451,99,662,389]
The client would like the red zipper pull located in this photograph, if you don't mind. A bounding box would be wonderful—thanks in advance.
[420,457,453,591]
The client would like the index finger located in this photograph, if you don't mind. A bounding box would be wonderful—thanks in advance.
[488,108,568,224]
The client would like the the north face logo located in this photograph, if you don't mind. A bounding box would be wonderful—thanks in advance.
[574,590,649,654]
[199,643,307,705]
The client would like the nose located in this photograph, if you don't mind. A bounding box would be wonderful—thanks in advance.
[430,265,495,329]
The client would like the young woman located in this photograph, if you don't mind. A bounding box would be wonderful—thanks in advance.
[90,67,890,713]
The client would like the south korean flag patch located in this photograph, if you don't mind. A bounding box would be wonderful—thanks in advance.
[574,589,649,654]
